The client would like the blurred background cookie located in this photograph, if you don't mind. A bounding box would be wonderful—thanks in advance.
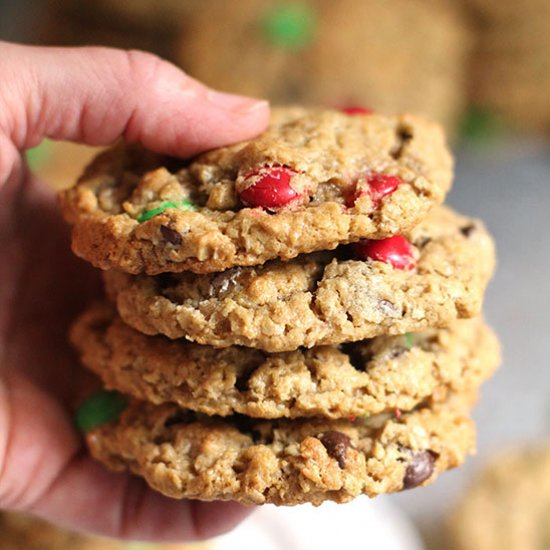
[35,0,472,134]
[15,0,550,138]
[446,446,550,550]
[467,0,550,133]
[40,0,199,61]
[178,0,471,133]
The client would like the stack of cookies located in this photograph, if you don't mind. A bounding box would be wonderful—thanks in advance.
[60,108,499,506]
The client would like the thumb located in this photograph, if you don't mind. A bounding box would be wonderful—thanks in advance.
[0,42,270,157]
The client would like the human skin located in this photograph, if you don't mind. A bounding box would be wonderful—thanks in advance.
[0,41,269,542]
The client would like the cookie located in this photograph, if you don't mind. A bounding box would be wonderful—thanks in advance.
[104,206,495,352]
[85,392,477,506]
[0,512,194,549]
[71,303,500,419]
[40,0,197,63]
[59,108,453,275]
[90,0,198,27]
[465,0,547,18]
[178,0,471,132]
[469,2,550,133]
[447,446,550,550]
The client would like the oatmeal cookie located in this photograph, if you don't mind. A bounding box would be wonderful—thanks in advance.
[104,207,495,352]
[86,393,477,506]
[60,108,453,275]
[71,303,500,419]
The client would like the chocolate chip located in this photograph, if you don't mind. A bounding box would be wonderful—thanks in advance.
[207,267,243,297]
[320,431,353,468]
[160,225,183,245]
[391,126,413,159]
[460,224,476,238]
[403,451,436,489]
[398,129,413,142]
[389,347,407,359]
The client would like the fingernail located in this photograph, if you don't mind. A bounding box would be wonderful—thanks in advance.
[206,90,269,113]
[241,99,270,113]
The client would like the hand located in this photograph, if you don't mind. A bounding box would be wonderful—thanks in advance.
[0,41,269,542]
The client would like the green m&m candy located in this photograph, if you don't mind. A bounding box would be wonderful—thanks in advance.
[403,333,414,349]
[262,4,316,50]
[460,106,505,144]
[75,390,128,432]
[137,199,195,223]
[26,139,53,170]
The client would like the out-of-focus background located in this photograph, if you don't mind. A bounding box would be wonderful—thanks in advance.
[1,1,550,548]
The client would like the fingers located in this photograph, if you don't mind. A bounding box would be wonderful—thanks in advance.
[0,42,270,158]
[0,371,253,541]
[0,372,81,512]
[0,179,253,541]
[0,41,265,541]
[0,133,23,189]
[29,456,253,541]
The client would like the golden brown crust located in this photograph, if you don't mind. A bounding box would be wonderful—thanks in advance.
[86,394,477,506]
[59,108,453,275]
[104,206,495,352]
[71,303,500,419]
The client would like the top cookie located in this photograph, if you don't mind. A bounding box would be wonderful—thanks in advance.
[59,108,453,275]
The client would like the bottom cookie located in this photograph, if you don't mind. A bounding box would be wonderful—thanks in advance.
[86,394,477,506]
[447,445,550,550]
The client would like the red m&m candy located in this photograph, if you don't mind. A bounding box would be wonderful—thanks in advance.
[239,166,302,210]
[354,235,416,270]
[367,174,402,205]
[342,106,374,115]
[346,174,402,208]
